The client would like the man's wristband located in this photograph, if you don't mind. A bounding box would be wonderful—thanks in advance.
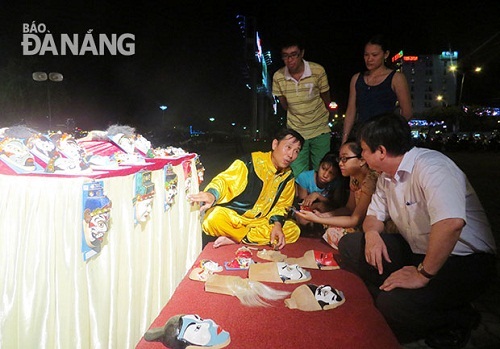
[417,263,435,279]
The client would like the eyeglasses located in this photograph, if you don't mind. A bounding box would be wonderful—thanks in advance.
[281,51,300,60]
[336,156,359,164]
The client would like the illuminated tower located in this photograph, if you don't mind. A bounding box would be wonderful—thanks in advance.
[236,15,274,138]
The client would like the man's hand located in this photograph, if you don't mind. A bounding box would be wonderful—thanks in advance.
[270,223,285,250]
[364,230,391,274]
[379,266,429,291]
[187,192,215,212]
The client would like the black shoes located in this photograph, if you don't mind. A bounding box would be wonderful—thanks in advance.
[424,310,481,349]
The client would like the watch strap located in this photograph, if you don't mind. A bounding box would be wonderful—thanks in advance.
[417,263,435,279]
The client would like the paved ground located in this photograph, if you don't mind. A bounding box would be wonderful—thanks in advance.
[194,140,500,349]
[402,151,500,349]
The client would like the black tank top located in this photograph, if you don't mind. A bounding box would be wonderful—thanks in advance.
[355,70,397,123]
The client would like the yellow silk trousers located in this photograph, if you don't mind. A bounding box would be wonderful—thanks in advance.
[202,206,300,245]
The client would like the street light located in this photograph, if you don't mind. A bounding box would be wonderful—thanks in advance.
[436,95,447,107]
[436,94,460,132]
[32,72,64,130]
[328,101,338,110]
[159,105,168,125]
[457,66,482,106]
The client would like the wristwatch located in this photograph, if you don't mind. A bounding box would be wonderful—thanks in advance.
[417,263,435,279]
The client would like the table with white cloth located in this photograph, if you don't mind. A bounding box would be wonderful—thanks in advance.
[0,140,202,349]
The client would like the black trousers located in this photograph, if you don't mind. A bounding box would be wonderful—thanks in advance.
[337,232,497,343]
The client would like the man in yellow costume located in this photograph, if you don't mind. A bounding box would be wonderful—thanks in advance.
[188,129,304,250]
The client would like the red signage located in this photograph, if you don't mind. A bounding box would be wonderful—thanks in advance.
[391,50,404,62]
[403,56,419,61]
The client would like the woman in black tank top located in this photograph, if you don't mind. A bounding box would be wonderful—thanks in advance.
[342,34,412,143]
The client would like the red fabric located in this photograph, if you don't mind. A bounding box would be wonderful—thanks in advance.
[136,238,400,349]
[0,140,196,179]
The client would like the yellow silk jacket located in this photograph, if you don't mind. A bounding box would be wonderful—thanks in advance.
[204,151,295,226]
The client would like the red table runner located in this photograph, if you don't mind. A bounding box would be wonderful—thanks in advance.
[136,237,400,349]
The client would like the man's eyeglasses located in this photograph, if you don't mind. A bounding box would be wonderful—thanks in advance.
[336,156,359,164]
[281,51,300,60]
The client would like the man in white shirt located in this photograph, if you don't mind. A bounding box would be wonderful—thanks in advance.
[337,113,497,348]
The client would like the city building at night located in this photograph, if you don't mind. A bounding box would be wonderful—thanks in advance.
[393,51,458,117]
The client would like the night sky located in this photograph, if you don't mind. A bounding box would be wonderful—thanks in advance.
[1,1,499,132]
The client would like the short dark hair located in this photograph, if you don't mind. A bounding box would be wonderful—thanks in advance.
[279,35,304,52]
[274,128,305,148]
[318,152,340,175]
[358,113,412,156]
[319,152,337,168]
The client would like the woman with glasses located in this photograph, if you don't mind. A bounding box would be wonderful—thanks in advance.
[294,139,378,249]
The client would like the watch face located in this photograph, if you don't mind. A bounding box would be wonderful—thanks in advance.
[418,263,433,278]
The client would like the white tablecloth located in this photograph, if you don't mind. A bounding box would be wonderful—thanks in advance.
[0,155,202,348]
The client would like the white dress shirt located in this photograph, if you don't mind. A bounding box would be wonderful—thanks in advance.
[367,147,496,255]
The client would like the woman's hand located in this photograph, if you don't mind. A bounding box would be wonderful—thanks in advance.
[294,209,320,223]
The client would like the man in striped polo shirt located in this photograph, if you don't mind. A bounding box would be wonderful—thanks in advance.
[272,37,333,177]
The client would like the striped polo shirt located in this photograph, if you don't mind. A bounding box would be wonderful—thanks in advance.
[272,60,331,139]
